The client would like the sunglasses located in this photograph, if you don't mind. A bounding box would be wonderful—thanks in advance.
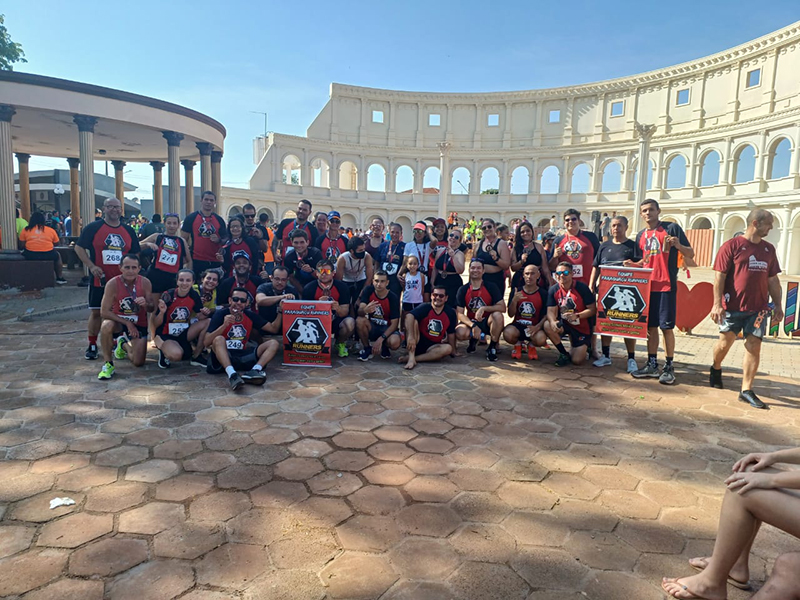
[431,293,446,298]
[244,214,256,219]
[330,220,341,224]
[449,233,461,239]
[554,271,571,276]
[481,225,493,231]
[317,267,333,275]
[564,217,578,223]
[230,297,248,303]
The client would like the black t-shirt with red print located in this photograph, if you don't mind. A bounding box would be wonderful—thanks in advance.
[181,211,227,263]
[358,286,400,326]
[512,287,548,327]
[302,279,351,305]
[207,308,267,353]
[547,281,596,335]
[455,282,503,320]
[160,288,204,337]
[410,303,457,346]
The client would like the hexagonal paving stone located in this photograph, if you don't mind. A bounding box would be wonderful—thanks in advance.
[373,425,417,442]
[449,467,505,491]
[389,537,460,580]
[289,439,333,457]
[236,444,291,465]
[30,453,91,474]
[362,463,415,485]
[190,491,251,521]
[349,485,406,515]
[451,491,512,522]
[308,471,363,496]
[196,543,270,588]
[251,428,300,445]
[615,518,686,554]
[243,570,326,600]
[125,428,171,447]
[274,457,324,480]
[154,522,225,559]
[497,481,558,510]
[367,442,414,461]
[404,476,460,503]
[69,537,148,577]
[57,465,118,491]
[293,497,352,528]
[21,578,104,600]
[408,436,454,453]
[37,512,113,548]
[250,481,309,509]
[8,439,69,460]
[0,548,69,596]
[336,515,402,551]
[583,571,664,600]
[501,511,571,547]
[449,561,530,600]
[510,546,589,590]
[217,464,273,490]
[319,553,398,600]
[397,504,461,537]
[450,523,517,563]
[8,490,85,522]
[324,450,374,471]
[0,525,35,559]
[543,472,602,500]
[382,581,456,600]
[494,459,549,482]
[269,528,339,569]
[125,459,180,483]
[95,445,149,467]
[106,559,194,600]
[119,502,186,535]
[565,530,641,571]
[226,508,294,545]
[599,490,661,519]
[155,474,214,501]
[153,439,203,460]
[331,431,378,449]
[184,452,236,472]
[582,465,640,490]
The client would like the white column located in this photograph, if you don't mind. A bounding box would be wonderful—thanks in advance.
[197,142,213,193]
[438,142,451,217]
[0,106,15,251]
[74,115,98,243]
[632,123,655,233]
[590,154,601,193]
[163,131,184,216]
[720,137,733,186]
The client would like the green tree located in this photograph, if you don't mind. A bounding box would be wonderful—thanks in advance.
[481,188,499,195]
[0,15,26,71]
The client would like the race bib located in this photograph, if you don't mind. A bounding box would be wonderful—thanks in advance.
[572,264,583,278]
[168,323,188,336]
[102,249,122,265]
[226,339,244,350]
[120,314,137,322]
[157,250,178,267]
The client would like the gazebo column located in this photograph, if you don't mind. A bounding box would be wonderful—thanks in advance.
[0,106,15,251]
[111,161,126,216]
[182,160,196,214]
[197,142,212,193]
[74,115,98,245]
[150,161,164,216]
[211,151,222,201]
[16,153,31,220]
[163,131,184,216]
[68,158,80,235]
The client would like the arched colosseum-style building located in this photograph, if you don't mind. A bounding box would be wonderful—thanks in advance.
[221,20,800,274]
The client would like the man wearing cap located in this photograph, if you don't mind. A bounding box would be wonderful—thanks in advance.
[216,251,264,306]
[284,229,324,291]
[316,211,348,260]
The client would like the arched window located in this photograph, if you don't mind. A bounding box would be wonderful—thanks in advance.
[692,217,712,230]
[282,155,301,185]
[367,164,386,192]
[228,205,243,219]
[311,158,330,188]
[451,167,471,195]
[699,151,720,187]
[768,138,792,180]
[510,166,529,195]
[600,161,622,193]
[423,167,440,193]
[480,167,499,193]
[570,163,590,193]
[395,165,414,193]
[339,161,358,190]
[665,155,687,189]
[540,165,560,194]
[632,158,654,191]
[733,145,756,183]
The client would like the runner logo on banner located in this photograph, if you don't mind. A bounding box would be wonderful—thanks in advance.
[282,300,333,367]
[596,266,652,340]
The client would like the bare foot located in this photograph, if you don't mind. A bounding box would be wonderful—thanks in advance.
[688,557,750,589]
[661,573,727,600]
[404,357,416,370]
[396,354,408,364]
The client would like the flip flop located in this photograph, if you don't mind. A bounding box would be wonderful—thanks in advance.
[661,578,727,600]
[689,559,752,590]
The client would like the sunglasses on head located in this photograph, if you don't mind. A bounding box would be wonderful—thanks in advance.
[230,296,248,303]
[164,212,179,219]
[554,270,571,276]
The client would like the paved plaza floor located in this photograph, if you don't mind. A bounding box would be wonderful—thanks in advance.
[0,302,798,599]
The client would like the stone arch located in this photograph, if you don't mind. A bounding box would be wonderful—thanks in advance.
[509,166,529,195]
[539,165,560,194]
[665,153,688,189]
[722,214,747,239]
[282,208,297,220]
[699,150,721,187]
[367,163,387,192]
[767,137,792,180]
[282,154,302,186]
[310,157,330,188]
[600,160,622,193]
[732,144,756,183]
[423,166,441,193]
[451,166,472,195]
[338,160,358,191]
[632,158,655,191]
[479,167,500,193]
[394,215,413,239]
[256,207,275,223]
[395,165,414,193]
[569,162,591,194]
[228,205,243,218]
[690,216,713,229]
[340,212,357,230]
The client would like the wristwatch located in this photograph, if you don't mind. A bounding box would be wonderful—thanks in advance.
[380,333,388,340]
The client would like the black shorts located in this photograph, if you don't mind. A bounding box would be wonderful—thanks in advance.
[158,332,193,360]
[648,290,677,330]
[207,348,258,374]
[415,336,438,355]
[113,324,149,340]
[88,285,105,310]
[145,268,177,294]
[402,301,423,312]
[562,322,592,348]
[368,323,400,342]
[193,260,222,280]
[22,249,59,262]
[465,318,491,336]
[508,321,532,341]
[347,280,366,305]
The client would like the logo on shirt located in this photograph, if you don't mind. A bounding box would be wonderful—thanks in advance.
[119,296,136,313]
[748,254,768,272]
[162,237,180,251]
[644,235,662,257]
[563,239,583,259]
[558,295,577,312]
[228,324,247,341]
[519,301,535,318]
[467,296,487,312]
[170,306,190,322]
[105,233,125,250]
[427,318,443,337]
[198,221,216,237]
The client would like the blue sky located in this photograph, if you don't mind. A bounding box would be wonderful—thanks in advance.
[6,2,799,195]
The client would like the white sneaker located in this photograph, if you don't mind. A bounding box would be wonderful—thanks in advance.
[593,356,612,368]
[627,358,638,373]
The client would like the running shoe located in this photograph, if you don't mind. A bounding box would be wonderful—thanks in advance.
[486,345,498,362]
[555,353,572,367]
[380,344,391,359]
[56,277,68,285]
[241,369,267,385]
[358,347,373,362]
[157,349,170,369]
[97,362,115,380]
[114,334,129,360]
[709,367,723,389]
[593,356,612,368]
[336,342,349,358]
[527,345,539,361]
[229,372,245,391]
[190,354,208,367]
[738,390,768,410]
[626,358,638,373]
[659,363,676,385]
[85,344,98,360]
[631,362,660,378]
[511,344,522,360]
[466,337,478,353]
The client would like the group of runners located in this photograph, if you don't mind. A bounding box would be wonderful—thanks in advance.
[75,193,783,407]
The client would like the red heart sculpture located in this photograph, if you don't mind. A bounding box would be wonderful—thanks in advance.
[675,281,713,333]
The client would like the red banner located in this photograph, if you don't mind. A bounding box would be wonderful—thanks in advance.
[282,300,333,367]
[596,266,652,340]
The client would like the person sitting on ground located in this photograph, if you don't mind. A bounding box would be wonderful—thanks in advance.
[544,261,597,367]
[401,284,457,370]
[204,287,281,391]
[193,268,221,315]
[662,447,800,600]
[152,269,207,369]
[455,259,506,362]
[97,254,153,380]
[255,265,297,331]
[503,263,548,360]
[356,270,402,361]
[302,258,355,358]
[18,211,67,284]
[216,251,263,306]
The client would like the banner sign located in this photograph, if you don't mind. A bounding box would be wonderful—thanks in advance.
[282,300,333,367]
[596,266,653,340]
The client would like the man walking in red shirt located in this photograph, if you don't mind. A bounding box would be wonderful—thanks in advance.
[710,209,783,409]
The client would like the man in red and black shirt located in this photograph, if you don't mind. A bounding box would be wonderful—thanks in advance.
[549,208,600,287]
[181,190,228,279]
[315,211,348,260]
[545,261,597,367]
[302,258,354,357]
[356,270,401,361]
[216,251,264,306]
[402,284,457,370]
[76,197,140,360]
[710,209,783,409]
[273,199,318,264]
[503,263,548,360]
[631,199,694,385]
[455,259,506,362]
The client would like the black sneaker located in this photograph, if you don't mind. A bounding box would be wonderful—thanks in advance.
[358,347,373,362]
[467,337,478,353]
[380,344,391,359]
[486,345,498,362]
[738,390,768,410]
[555,353,572,367]
[56,277,68,285]
[229,372,245,391]
[709,367,723,389]
[190,354,208,367]
[85,344,98,360]
[157,349,170,369]
[631,362,660,378]
[241,369,267,385]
